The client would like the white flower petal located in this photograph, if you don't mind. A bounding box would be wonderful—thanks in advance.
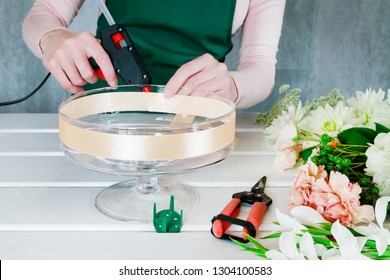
[354,222,390,256]
[375,196,390,229]
[372,230,390,256]
[314,243,327,257]
[300,232,319,260]
[275,208,306,232]
[290,206,328,225]
[347,88,390,128]
[321,248,342,260]
[331,220,354,246]
[356,236,369,252]
[265,249,289,260]
[331,221,370,259]
[339,238,368,259]
[279,232,302,259]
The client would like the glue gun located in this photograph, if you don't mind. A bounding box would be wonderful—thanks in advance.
[89,0,151,85]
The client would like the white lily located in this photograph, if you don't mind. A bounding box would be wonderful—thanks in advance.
[265,232,304,260]
[263,205,389,260]
[267,208,329,260]
[265,232,321,260]
[326,220,370,260]
[290,206,328,226]
[269,208,307,233]
[353,196,390,256]
[299,232,323,260]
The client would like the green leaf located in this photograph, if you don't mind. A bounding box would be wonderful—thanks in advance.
[303,228,332,236]
[232,241,263,253]
[375,123,390,133]
[311,236,336,247]
[246,234,270,251]
[231,237,268,258]
[337,127,378,151]
[300,147,316,161]
[261,232,282,239]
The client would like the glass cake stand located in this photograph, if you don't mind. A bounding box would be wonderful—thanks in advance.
[58,85,236,222]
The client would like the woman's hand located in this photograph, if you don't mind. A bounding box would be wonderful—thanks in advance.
[40,29,117,93]
[164,53,238,102]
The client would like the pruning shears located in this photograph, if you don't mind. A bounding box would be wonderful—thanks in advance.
[211,176,272,243]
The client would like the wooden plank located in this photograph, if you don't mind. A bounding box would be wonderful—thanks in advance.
[0,187,290,232]
[0,155,294,187]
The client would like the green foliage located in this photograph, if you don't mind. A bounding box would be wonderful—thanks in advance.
[256,85,300,128]
[256,86,344,128]
[304,88,344,112]
[337,127,378,151]
[376,123,390,133]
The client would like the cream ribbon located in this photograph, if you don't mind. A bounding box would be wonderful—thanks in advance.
[59,92,236,161]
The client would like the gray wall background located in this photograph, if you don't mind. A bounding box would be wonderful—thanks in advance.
[1,0,390,113]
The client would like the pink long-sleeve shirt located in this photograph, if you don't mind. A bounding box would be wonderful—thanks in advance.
[23,0,285,108]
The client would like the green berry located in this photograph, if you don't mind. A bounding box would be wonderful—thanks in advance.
[321,134,330,143]
[326,165,333,172]
[342,158,351,167]
[325,145,333,153]
[359,178,370,186]
[311,156,319,164]
[336,163,344,171]
[334,157,343,165]
[370,186,379,193]
[319,150,328,157]
[319,158,328,165]
[327,154,335,162]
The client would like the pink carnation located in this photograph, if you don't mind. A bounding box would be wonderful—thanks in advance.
[309,171,374,226]
[274,148,298,172]
[289,159,327,208]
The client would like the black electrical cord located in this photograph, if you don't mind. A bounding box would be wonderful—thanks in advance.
[0,72,51,106]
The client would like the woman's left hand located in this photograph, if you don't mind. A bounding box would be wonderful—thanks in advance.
[164,53,238,102]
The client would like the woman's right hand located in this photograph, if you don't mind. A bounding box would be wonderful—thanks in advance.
[40,29,117,93]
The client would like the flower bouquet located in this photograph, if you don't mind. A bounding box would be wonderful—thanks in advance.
[235,86,390,259]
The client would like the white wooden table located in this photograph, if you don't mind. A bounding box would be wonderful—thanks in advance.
[0,113,295,259]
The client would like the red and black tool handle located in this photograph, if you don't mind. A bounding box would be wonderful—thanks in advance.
[211,198,268,243]
[89,23,151,85]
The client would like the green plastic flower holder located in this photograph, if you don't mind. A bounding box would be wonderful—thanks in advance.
[153,195,183,233]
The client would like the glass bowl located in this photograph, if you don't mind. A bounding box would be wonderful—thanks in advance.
[58,85,236,222]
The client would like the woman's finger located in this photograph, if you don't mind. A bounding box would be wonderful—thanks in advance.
[165,53,215,97]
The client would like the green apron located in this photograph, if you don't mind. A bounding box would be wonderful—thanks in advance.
[89,0,236,88]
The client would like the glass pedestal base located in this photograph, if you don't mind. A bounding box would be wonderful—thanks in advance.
[95,176,199,222]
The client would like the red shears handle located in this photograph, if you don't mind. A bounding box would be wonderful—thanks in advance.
[244,202,267,236]
[211,199,268,242]
[212,198,241,238]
